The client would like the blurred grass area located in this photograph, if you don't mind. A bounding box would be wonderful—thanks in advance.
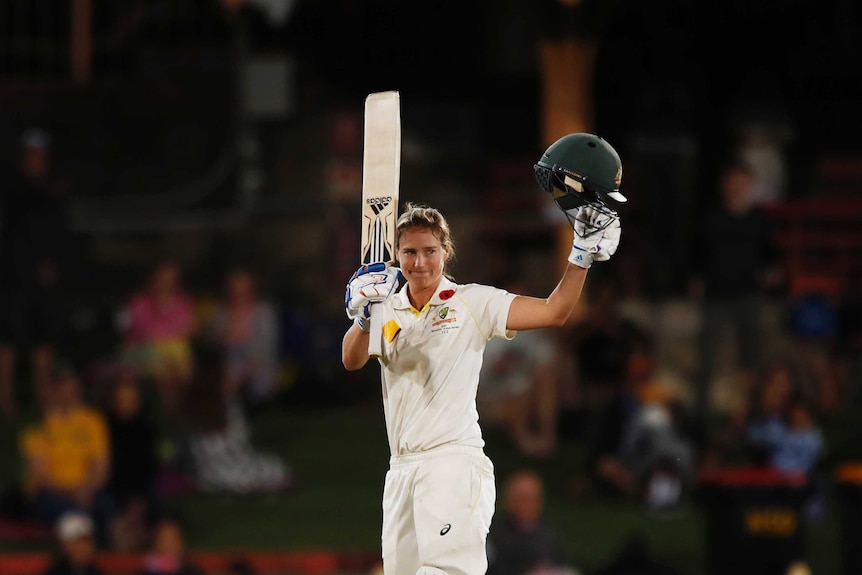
[0,398,848,574]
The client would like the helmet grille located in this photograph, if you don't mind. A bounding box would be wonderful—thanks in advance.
[533,164,552,194]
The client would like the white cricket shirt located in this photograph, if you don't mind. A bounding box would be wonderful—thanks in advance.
[377,276,516,456]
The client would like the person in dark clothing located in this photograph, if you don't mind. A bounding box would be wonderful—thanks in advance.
[689,159,782,422]
[104,369,160,550]
[40,511,106,575]
[0,127,72,417]
[486,469,573,575]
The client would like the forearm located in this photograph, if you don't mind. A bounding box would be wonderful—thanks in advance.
[342,322,371,370]
[506,264,588,331]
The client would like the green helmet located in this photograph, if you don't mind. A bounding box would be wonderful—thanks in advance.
[534,133,626,218]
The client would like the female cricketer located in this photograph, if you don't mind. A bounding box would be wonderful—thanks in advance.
[342,133,625,575]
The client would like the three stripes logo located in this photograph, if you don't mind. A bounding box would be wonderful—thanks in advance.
[365,197,394,262]
[366,197,392,212]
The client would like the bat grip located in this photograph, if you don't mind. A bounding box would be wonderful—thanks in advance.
[368,304,384,358]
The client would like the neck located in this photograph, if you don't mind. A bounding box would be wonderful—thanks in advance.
[407,279,441,311]
[407,287,433,310]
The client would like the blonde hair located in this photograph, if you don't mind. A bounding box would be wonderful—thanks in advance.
[395,202,456,264]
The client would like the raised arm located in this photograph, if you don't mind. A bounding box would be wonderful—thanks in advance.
[507,205,621,331]
[507,264,588,330]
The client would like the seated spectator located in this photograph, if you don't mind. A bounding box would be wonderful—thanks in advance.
[746,397,825,475]
[103,368,160,551]
[136,515,206,575]
[118,261,196,415]
[588,349,695,509]
[40,511,106,575]
[479,280,559,457]
[733,360,803,465]
[180,344,291,494]
[19,368,114,547]
[746,391,827,522]
[486,469,574,575]
[209,266,280,410]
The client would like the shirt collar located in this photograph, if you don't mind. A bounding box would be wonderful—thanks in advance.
[391,276,458,311]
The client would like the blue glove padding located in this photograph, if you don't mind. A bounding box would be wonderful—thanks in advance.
[345,262,402,330]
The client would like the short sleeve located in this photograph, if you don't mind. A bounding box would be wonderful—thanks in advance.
[464,284,516,341]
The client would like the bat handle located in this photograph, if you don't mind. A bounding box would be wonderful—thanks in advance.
[368,303,384,358]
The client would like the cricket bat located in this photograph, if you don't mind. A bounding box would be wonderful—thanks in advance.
[360,90,401,357]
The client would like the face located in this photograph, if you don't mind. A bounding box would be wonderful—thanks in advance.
[152,263,180,295]
[154,520,185,558]
[761,366,792,412]
[506,473,543,527]
[721,166,754,212]
[54,375,82,409]
[227,270,254,301]
[788,405,812,429]
[396,228,449,293]
[21,146,49,178]
[63,536,96,565]
[113,380,141,419]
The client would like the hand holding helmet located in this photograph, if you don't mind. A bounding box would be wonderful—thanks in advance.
[534,133,625,268]
[568,206,622,268]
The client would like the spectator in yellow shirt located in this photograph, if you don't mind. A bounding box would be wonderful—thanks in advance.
[19,367,114,547]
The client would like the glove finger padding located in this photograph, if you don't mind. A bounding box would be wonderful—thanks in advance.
[345,262,402,323]
[569,206,622,268]
[574,205,618,239]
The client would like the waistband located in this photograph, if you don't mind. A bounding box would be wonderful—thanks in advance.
[390,444,485,467]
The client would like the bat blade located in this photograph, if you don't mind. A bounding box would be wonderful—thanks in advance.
[361,91,401,266]
[360,90,401,358]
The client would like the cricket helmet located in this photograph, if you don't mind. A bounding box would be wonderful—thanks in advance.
[534,133,626,222]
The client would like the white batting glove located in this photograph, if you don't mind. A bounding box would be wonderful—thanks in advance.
[568,206,622,269]
[345,262,402,331]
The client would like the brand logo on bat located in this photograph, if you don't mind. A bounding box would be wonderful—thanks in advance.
[440,524,451,536]
[366,197,392,215]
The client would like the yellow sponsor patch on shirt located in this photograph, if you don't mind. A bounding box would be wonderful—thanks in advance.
[383,319,402,342]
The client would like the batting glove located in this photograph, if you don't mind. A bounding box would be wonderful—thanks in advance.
[345,262,402,331]
[568,206,622,269]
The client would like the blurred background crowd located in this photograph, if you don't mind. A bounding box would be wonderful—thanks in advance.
[1,1,862,575]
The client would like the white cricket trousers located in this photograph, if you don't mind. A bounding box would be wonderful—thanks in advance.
[382,445,496,575]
